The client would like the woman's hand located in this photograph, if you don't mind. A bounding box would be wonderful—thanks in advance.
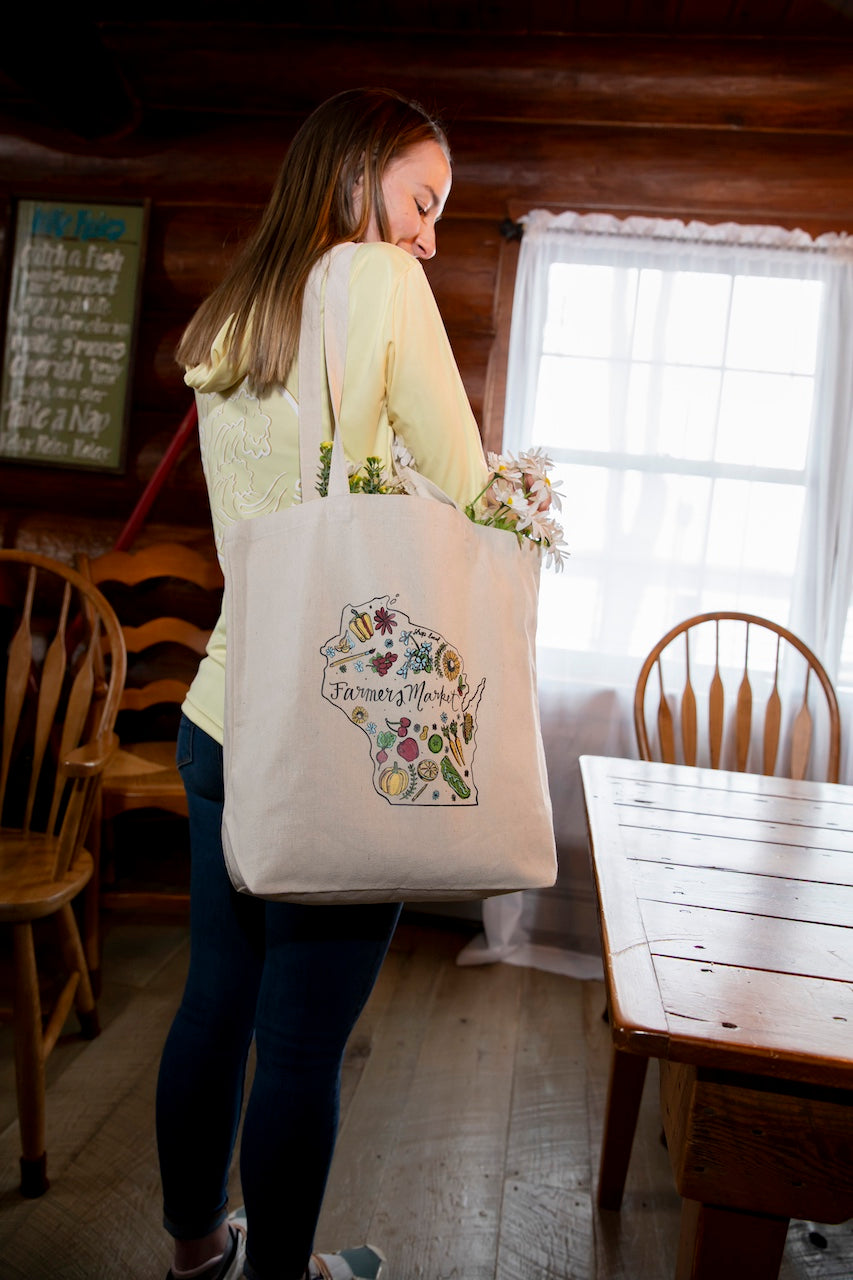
[524,471,553,512]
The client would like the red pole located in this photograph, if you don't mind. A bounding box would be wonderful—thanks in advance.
[114,401,198,551]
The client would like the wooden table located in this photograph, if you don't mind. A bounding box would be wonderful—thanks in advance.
[579,755,853,1280]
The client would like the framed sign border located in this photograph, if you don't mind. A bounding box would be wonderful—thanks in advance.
[0,193,150,475]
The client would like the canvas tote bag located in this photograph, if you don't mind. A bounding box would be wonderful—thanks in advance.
[222,242,557,902]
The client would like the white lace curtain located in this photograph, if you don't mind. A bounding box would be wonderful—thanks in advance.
[459,210,853,976]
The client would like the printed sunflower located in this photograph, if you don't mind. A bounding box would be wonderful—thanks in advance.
[441,648,462,681]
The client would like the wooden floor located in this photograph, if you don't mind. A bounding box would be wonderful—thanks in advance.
[0,913,851,1280]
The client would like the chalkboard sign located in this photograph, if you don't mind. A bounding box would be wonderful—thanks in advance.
[0,196,149,472]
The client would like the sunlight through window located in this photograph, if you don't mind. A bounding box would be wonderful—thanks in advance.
[528,260,822,678]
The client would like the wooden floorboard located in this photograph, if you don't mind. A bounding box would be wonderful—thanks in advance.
[358,955,524,1279]
[496,971,593,1280]
[0,912,850,1278]
[318,923,464,1251]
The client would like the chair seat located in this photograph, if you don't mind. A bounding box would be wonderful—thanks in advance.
[101,741,186,808]
[0,833,94,922]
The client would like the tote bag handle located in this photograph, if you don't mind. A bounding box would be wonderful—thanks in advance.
[297,242,358,504]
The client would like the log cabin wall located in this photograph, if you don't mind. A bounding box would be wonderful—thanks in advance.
[1,7,852,562]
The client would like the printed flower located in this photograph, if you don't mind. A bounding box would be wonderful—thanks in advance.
[374,607,398,635]
[367,722,377,735]
[410,643,433,673]
[398,639,433,678]
[351,707,368,724]
[441,648,462,681]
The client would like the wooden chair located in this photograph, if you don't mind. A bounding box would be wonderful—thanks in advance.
[76,543,222,943]
[598,611,842,1212]
[0,550,126,1196]
[634,611,841,782]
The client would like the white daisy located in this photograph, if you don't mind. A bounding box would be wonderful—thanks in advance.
[486,451,523,482]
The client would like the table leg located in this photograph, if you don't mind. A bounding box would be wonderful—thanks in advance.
[597,1046,649,1210]
[675,1199,788,1280]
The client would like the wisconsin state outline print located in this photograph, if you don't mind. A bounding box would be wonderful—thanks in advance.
[320,595,485,805]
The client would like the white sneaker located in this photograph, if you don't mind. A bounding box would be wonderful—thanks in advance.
[225,1207,387,1280]
[167,1221,247,1280]
[220,1222,247,1280]
[308,1244,388,1280]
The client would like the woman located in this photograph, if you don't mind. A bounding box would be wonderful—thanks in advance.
[156,88,490,1280]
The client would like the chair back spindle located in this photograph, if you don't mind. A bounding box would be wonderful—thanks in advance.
[734,624,753,772]
[708,622,725,768]
[790,669,814,782]
[2,566,36,811]
[33,581,71,835]
[634,612,840,783]
[681,633,697,766]
[656,659,675,763]
[763,637,783,776]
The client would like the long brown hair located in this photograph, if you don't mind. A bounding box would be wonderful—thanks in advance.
[176,88,449,391]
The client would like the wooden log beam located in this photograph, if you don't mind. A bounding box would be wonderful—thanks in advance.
[3,113,852,230]
[89,28,853,135]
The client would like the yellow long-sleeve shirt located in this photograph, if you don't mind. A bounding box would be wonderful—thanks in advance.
[183,241,490,743]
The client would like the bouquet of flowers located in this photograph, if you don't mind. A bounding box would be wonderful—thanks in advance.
[316,442,567,571]
[316,442,407,497]
[466,449,568,572]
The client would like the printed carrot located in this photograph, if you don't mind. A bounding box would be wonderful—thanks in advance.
[443,721,465,766]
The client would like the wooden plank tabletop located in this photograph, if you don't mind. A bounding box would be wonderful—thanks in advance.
[579,755,853,1089]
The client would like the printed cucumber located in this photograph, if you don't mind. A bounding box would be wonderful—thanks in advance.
[441,755,471,799]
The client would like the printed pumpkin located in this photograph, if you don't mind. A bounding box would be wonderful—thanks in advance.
[378,762,408,797]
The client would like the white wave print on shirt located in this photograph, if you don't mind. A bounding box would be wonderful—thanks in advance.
[199,380,294,551]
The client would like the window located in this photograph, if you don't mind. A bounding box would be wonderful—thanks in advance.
[504,212,853,694]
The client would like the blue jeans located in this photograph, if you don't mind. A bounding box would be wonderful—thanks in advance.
[156,715,401,1280]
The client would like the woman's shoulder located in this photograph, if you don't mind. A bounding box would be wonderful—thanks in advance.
[184,313,246,393]
[349,241,425,292]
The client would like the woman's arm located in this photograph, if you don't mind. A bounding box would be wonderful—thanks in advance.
[341,245,491,510]
[385,258,491,508]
